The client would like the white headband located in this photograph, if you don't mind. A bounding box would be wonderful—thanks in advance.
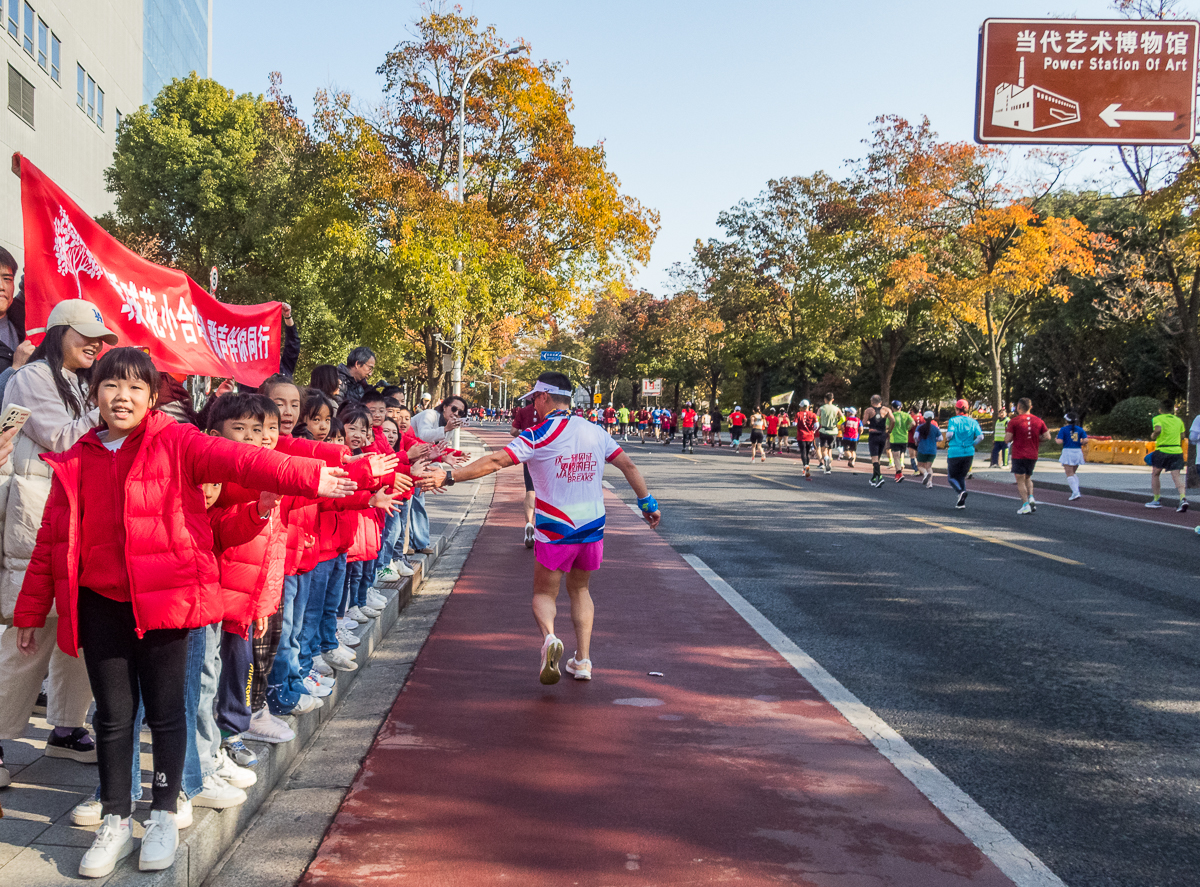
[523,379,572,399]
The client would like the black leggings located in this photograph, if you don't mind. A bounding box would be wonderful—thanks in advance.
[77,587,188,817]
[947,456,973,493]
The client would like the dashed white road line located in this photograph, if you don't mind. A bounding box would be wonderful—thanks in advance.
[683,552,1067,887]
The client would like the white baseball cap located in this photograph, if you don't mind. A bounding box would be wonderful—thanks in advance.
[46,299,118,345]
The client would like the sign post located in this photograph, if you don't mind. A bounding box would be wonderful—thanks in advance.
[641,378,664,397]
[977,18,1199,145]
[540,350,562,362]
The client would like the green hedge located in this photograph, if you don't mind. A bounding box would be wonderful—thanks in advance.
[1088,396,1164,440]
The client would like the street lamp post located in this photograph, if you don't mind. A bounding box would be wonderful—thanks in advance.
[454,43,527,448]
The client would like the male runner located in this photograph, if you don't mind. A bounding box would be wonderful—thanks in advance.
[728,405,746,450]
[817,393,843,474]
[617,403,631,441]
[944,399,983,509]
[765,408,780,453]
[511,394,540,547]
[886,400,913,483]
[1006,397,1050,515]
[777,409,791,453]
[1148,401,1188,512]
[637,405,650,443]
[680,402,698,453]
[422,372,660,684]
[793,401,818,479]
[841,407,861,467]
[862,395,891,487]
[604,402,618,437]
[652,406,664,440]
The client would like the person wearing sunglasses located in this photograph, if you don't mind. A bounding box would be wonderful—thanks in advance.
[410,395,469,446]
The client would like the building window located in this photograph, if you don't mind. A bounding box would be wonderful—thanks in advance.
[86,74,94,119]
[75,63,83,108]
[21,2,31,56]
[7,0,17,40]
[95,86,102,129]
[50,31,58,83]
[8,64,34,128]
[115,108,121,132]
[36,17,45,70]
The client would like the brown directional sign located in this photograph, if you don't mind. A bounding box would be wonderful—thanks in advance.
[976,18,1198,145]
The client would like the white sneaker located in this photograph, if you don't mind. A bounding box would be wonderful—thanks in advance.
[324,648,359,671]
[72,795,102,826]
[312,669,335,688]
[565,655,592,681]
[539,634,564,685]
[215,749,257,789]
[288,694,320,715]
[1068,492,1082,501]
[337,616,356,631]
[391,561,414,577]
[346,606,370,624]
[244,706,295,743]
[174,795,193,829]
[303,675,332,698]
[1017,503,1032,515]
[138,809,178,872]
[366,590,388,609]
[313,657,335,677]
[375,566,400,583]
[192,772,246,809]
[78,814,133,878]
[338,642,357,660]
[359,604,382,619]
[337,628,360,649]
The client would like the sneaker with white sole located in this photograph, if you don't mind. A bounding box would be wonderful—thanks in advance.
[313,669,335,688]
[359,604,382,619]
[245,706,296,743]
[312,657,334,677]
[956,491,968,509]
[564,656,592,681]
[78,814,133,878]
[222,737,258,767]
[193,772,246,809]
[174,796,193,829]
[346,606,370,624]
[337,629,361,648]
[72,793,103,826]
[303,675,332,698]
[375,566,400,583]
[138,809,178,872]
[338,642,357,660]
[1017,502,1032,515]
[524,523,535,549]
[215,749,257,789]
[324,648,358,671]
[1068,491,1082,501]
[392,561,414,577]
[287,694,320,715]
[366,590,388,610]
[539,634,564,685]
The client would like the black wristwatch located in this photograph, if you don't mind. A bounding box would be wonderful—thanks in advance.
[444,467,456,487]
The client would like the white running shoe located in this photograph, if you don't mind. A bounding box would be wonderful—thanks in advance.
[288,694,320,715]
[539,634,564,685]
[337,639,359,659]
[302,675,332,698]
[78,814,133,878]
[310,669,335,689]
[192,773,246,809]
[313,657,334,677]
[1017,503,1032,515]
[324,648,359,671]
[1068,492,1082,501]
[391,560,414,577]
[564,655,592,681]
[138,809,178,872]
[215,749,257,789]
[359,604,382,619]
[375,566,400,583]
[346,606,370,624]
[366,590,388,610]
[244,706,296,743]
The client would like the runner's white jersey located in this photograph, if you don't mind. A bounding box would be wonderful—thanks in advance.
[503,412,622,544]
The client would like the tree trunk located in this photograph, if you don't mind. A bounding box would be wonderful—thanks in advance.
[751,369,764,410]
[1187,338,1200,487]
[710,368,721,410]
[673,381,681,412]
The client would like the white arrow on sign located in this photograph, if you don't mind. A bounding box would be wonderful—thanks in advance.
[1099,103,1176,128]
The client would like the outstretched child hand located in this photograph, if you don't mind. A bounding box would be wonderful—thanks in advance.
[368,453,399,476]
[391,473,414,494]
[316,467,356,498]
[369,489,400,514]
[407,442,431,462]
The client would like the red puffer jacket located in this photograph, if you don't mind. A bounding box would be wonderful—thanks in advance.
[13,411,326,656]
[274,436,349,576]
[210,495,286,639]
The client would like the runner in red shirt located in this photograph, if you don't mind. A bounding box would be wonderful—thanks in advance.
[793,402,818,480]
[1005,397,1050,515]
[840,408,861,467]
[765,409,781,453]
[604,404,618,437]
[637,407,651,444]
[728,406,747,451]
[511,396,541,546]
[680,403,698,454]
[777,409,791,453]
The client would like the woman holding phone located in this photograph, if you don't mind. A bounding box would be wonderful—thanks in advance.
[0,300,119,787]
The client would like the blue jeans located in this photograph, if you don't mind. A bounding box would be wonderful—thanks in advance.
[346,560,376,610]
[405,492,430,552]
[267,573,311,715]
[298,557,339,675]
[375,510,403,570]
[319,554,348,653]
[196,623,222,778]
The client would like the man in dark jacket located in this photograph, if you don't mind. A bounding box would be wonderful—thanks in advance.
[0,249,26,373]
[336,346,376,404]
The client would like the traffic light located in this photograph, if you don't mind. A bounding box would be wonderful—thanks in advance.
[469,381,476,388]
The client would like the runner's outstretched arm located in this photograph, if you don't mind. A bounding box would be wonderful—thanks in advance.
[609,452,661,529]
[421,450,514,489]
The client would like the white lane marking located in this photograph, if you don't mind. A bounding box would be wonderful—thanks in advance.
[603,480,615,490]
[682,553,1066,887]
[627,503,642,516]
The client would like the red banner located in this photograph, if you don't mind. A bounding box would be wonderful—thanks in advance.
[17,155,282,385]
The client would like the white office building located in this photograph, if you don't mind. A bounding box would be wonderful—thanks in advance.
[0,0,211,265]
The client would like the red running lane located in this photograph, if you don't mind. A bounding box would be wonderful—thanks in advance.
[303,429,1016,886]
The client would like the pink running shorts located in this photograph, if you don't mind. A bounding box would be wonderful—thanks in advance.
[534,540,604,573]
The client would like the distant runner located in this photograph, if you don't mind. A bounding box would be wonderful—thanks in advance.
[886,400,913,483]
[1006,398,1050,515]
[1147,401,1188,512]
[841,407,860,467]
[728,406,746,450]
[1057,413,1087,501]
[422,372,660,685]
[511,394,540,547]
[817,393,843,475]
[863,396,891,488]
[793,401,818,480]
[944,400,983,509]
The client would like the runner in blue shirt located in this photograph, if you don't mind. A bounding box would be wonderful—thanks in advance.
[914,411,942,488]
[944,399,984,509]
[1056,412,1087,501]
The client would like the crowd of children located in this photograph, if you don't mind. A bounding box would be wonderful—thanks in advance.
[5,337,468,878]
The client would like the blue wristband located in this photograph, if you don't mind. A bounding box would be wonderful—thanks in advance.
[638,495,658,514]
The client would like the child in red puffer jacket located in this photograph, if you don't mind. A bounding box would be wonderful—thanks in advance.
[12,349,353,879]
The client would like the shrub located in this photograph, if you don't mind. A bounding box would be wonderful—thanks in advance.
[1088,396,1164,439]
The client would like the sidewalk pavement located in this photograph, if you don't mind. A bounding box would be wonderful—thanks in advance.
[0,435,489,887]
[301,429,1022,886]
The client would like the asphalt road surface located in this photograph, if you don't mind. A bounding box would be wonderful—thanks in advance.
[600,435,1200,887]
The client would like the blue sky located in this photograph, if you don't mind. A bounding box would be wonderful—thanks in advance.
[215,0,1131,291]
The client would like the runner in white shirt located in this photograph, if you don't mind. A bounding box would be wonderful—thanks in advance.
[420,372,661,685]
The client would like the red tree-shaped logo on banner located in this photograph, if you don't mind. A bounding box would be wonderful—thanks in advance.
[53,207,102,297]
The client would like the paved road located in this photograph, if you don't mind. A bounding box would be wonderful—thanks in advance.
[600,436,1200,887]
